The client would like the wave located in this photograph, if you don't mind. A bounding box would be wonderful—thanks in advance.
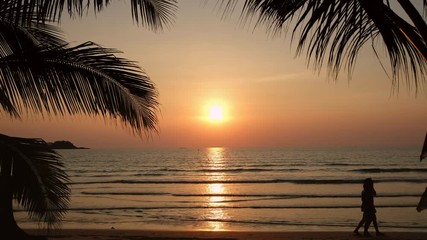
[179,218,427,230]
[68,167,427,175]
[171,193,422,198]
[70,166,427,173]
[150,167,302,173]
[350,168,427,173]
[325,163,353,166]
[80,191,422,198]
[82,191,169,196]
[72,173,165,178]
[25,204,416,212]
[68,168,302,176]
[71,178,427,185]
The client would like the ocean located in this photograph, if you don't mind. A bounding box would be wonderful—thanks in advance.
[17,147,427,232]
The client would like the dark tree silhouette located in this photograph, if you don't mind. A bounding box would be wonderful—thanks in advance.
[222,0,427,92]
[0,1,177,239]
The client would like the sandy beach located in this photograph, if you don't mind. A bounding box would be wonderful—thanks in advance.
[25,229,427,240]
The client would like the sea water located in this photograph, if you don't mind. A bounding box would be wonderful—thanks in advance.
[16,147,427,231]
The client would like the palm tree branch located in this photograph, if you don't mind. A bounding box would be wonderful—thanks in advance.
[0,41,159,134]
[0,19,66,58]
[0,86,19,117]
[230,0,427,92]
[0,133,70,227]
[397,0,427,57]
[130,0,178,31]
[0,0,177,31]
[360,0,427,90]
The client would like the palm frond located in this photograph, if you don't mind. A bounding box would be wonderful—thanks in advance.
[129,0,178,30]
[397,0,427,51]
[0,133,70,228]
[360,0,427,91]
[0,19,65,58]
[45,0,178,30]
[0,0,67,62]
[0,87,19,117]
[229,0,427,93]
[0,0,177,31]
[0,41,159,135]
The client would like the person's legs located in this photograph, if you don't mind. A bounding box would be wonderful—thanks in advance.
[354,218,364,234]
[372,214,384,236]
[363,213,373,236]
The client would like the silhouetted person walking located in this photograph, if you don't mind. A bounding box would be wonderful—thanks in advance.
[354,178,384,237]
[354,179,369,235]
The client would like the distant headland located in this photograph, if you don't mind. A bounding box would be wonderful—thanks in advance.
[48,140,89,149]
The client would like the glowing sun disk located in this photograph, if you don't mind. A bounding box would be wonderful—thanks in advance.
[209,105,224,121]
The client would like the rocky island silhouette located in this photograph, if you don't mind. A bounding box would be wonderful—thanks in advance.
[48,140,89,149]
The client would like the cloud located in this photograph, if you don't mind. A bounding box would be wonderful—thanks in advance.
[255,72,314,83]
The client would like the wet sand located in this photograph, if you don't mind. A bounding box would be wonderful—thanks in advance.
[26,229,427,240]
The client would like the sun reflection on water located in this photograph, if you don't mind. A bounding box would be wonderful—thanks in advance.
[205,147,229,231]
[209,184,225,206]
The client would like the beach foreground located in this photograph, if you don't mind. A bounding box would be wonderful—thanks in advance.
[26,229,427,240]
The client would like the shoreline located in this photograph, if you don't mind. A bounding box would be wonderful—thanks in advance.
[26,229,427,240]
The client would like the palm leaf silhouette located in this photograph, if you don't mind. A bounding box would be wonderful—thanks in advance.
[1,0,177,31]
[0,134,70,228]
[222,0,427,92]
[1,41,159,134]
[0,1,175,237]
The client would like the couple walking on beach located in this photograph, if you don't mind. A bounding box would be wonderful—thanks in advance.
[354,178,384,237]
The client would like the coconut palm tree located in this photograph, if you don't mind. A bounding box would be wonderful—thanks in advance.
[0,0,177,239]
[222,0,427,92]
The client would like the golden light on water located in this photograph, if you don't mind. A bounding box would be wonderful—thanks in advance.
[208,147,225,161]
[208,183,226,205]
[205,147,228,231]
[209,183,224,195]
[207,208,226,231]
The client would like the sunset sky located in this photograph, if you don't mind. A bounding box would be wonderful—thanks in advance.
[1,1,426,149]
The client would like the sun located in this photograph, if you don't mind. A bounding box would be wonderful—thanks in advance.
[202,100,229,123]
[208,105,224,121]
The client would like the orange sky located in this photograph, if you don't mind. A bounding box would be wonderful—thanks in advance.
[1,1,426,149]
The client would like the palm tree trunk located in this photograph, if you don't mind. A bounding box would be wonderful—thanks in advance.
[397,0,427,59]
[0,161,46,239]
[0,175,28,239]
